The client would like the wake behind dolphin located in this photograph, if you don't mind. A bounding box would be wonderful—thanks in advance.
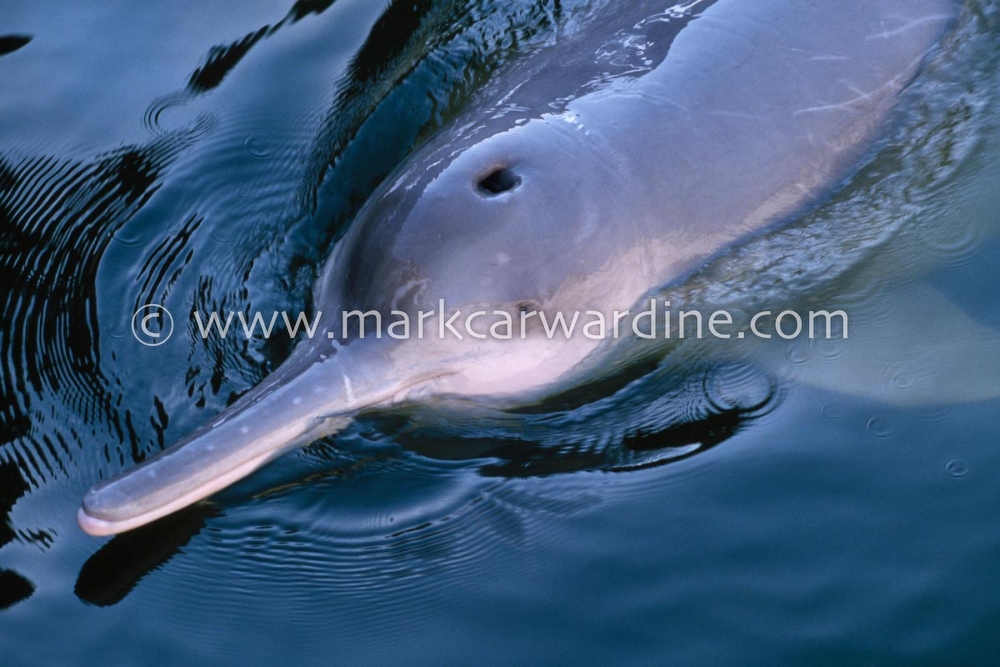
[78,0,961,535]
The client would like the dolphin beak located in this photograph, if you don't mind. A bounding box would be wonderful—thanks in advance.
[78,343,409,536]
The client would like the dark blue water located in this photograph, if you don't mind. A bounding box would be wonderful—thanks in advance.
[2,1,1000,665]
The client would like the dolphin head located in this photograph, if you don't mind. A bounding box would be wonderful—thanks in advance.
[330,118,623,308]
[78,114,662,536]
[316,114,668,405]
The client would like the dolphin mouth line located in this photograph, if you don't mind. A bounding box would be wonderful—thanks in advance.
[77,445,287,536]
[382,369,462,406]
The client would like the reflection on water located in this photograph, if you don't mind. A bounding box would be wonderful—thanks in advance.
[70,356,774,607]
[74,506,218,607]
[1,0,1000,665]
[0,459,33,610]
[0,35,31,58]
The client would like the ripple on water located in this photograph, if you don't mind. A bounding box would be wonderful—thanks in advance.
[703,363,775,415]
[917,211,985,267]
[166,455,569,621]
[911,404,952,428]
[0,132,205,485]
[142,93,215,138]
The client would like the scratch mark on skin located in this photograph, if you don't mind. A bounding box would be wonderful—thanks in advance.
[867,14,953,41]
[793,65,914,117]
[774,45,851,62]
[343,373,356,404]
[706,110,766,120]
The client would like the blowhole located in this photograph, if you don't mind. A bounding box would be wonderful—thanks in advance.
[476,166,521,196]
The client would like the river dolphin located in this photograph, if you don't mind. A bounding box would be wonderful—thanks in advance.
[78,0,962,535]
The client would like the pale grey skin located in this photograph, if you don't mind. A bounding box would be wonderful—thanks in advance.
[79,0,960,535]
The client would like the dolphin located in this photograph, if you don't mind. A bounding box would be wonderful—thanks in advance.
[78,0,962,536]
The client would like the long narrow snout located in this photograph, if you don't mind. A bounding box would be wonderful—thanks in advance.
[78,342,407,536]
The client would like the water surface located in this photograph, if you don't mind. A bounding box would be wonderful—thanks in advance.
[2,1,1000,665]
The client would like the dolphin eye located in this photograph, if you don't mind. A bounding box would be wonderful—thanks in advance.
[476,167,521,196]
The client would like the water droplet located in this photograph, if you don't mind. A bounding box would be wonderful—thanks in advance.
[820,401,844,421]
[237,182,264,199]
[890,371,913,390]
[865,415,896,439]
[945,458,969,478]
[241,136,271,161]
[784,343,809,365]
